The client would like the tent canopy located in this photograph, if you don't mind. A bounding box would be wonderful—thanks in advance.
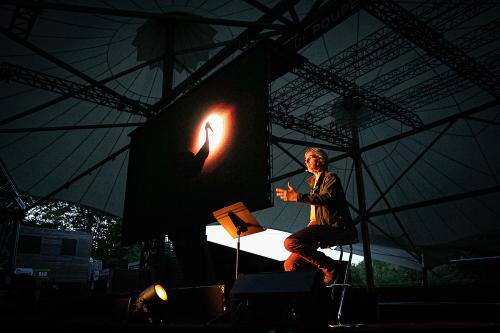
[1,0,500,270]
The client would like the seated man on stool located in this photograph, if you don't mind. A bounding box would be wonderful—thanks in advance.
[275,147,358,285]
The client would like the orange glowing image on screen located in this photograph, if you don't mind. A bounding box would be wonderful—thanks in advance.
[197,114,224,151]
[191,103,234,173]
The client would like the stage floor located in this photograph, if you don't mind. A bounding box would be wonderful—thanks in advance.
[1,284,499,332]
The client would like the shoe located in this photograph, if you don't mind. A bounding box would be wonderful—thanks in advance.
[321,267,336,286]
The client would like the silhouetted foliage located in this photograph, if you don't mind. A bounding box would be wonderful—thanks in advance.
[351,260,420,287]
[351,259,492,287]
[23,197,140,268]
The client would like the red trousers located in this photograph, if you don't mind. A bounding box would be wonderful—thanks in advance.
[283,224,355,272]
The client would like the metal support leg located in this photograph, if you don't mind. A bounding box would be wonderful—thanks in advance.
[337,244,353,325]
[330,244,354,328]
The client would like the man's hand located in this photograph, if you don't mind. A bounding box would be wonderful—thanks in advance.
[275,182,298,202]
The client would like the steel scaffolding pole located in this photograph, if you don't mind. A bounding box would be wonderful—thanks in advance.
[351,125,374,291]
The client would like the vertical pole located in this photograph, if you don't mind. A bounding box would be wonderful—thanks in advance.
[236,232,241,280]
[138,240,151,289]
[148,20,176,287]
[162,21,175,98]
[337,244,354,325]
[421,253,428,286]
[351,125,375,291]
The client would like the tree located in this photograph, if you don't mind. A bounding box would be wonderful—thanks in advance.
[351,259,486,287]
[351,260,421,287]
[23,197,140,268]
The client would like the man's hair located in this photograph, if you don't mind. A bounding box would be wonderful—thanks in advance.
[305,147,328,167]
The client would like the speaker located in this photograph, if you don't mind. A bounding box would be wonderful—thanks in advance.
[164,284,226,324]
[229,271,326,328]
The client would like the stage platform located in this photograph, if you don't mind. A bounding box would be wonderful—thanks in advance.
[1,317,499,333]
[1,282,499,332]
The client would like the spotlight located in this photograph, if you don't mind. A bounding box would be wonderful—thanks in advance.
[129,283,168,323]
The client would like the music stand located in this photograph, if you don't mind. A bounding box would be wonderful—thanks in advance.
[213,202,265,280]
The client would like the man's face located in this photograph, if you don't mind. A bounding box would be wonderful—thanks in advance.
[305,152,323,173]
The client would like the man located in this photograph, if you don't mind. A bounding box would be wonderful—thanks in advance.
[275,147,357,285]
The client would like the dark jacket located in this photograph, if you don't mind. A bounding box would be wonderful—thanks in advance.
[297,170,354,230]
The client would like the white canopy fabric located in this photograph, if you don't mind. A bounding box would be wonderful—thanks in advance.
[1,0,500,269]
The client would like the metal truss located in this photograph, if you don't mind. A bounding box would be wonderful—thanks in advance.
[0,157,26,212]
[270,1,494,127]
[271,49,429,134]
[393,49,500,110]
[363,17,500,95]
[154,0,360,114]
[0,63,153,117]
[269,103,351,148]
[2,0,363,135]
[291,60,423,129]
[7,0,41,40]
[285,13,500,130]
[363,0,500,99]
[272,1,483,102]
[1,0,498,283]
[329,1,492,80]
[271,98,500,270]
[0,156,25,277]
[267,0,362,115]
[1,0,286,30]
[153,0,300,111]
[0,26,155,125]
[278,0,360,51]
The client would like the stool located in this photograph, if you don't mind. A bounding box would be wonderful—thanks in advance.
[331,243,354,326]
[318,232,358,326]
